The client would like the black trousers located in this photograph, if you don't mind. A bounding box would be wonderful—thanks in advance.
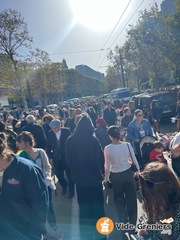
[110,168,137,226]
[76,184,106,240]
[54,160,74,191]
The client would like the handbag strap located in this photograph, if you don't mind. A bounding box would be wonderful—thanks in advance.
[127,143,133,160]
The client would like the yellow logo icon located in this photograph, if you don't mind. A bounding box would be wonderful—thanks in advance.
[96,217,114,235]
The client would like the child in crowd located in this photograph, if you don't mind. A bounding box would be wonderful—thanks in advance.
[149,141,164,162]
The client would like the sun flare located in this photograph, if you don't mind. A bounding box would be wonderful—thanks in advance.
[69,0,127,31]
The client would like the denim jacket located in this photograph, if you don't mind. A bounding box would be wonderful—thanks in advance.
[127,118,153,143]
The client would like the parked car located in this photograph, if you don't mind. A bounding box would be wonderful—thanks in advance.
[133,92,177,121]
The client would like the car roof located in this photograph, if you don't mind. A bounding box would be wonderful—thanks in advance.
[134,91,174,99]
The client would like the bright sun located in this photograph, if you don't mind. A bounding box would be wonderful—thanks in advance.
[69,0,127,32]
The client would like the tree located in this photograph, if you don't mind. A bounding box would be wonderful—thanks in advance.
[164,0,180,83]
[0,8,33,110]
[104,65,121,92]
[0,53,15,87]
[62,58,68,69]
[28,48,51,68]
[127,5,176,89]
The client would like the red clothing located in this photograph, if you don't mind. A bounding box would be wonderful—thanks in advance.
[149,149,162,161]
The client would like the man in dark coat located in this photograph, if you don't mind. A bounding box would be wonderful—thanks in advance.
[103,102,117,126]
[46,119,74,198]
[22,115,47,150]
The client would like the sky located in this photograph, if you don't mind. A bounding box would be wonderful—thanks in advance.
[0,0,163,73]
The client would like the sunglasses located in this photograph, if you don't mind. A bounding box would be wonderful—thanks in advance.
[137,114,143,117]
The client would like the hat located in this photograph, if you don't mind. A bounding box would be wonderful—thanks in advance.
[96,117,106,127]
[49,119,61,128]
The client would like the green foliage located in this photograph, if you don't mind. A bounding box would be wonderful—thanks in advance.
[105,3,179,90]
[0,54,16,86]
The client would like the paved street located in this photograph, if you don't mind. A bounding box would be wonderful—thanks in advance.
[48,184,143,240]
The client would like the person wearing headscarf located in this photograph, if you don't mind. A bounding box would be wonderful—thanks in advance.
[66,114,106,240]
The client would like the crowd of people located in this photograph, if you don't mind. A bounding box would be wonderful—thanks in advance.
[0,97,179,240]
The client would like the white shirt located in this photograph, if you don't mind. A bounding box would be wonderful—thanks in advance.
[104,142,139,181]
[55,129,61,140]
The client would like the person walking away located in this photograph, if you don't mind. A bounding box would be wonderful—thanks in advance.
[66,114,106,240]
[104,126,139,240]
[22,115,47,150]
[95,117,111,150]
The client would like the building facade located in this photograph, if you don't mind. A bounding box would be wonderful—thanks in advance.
[75,65,105,81]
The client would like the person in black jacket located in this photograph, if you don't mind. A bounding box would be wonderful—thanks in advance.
[120,107,133,129]
[103,102,117,126]
[46,119,74,199]
[0,132,48,240]
[22,115,47,150]
[66,114,106,240]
